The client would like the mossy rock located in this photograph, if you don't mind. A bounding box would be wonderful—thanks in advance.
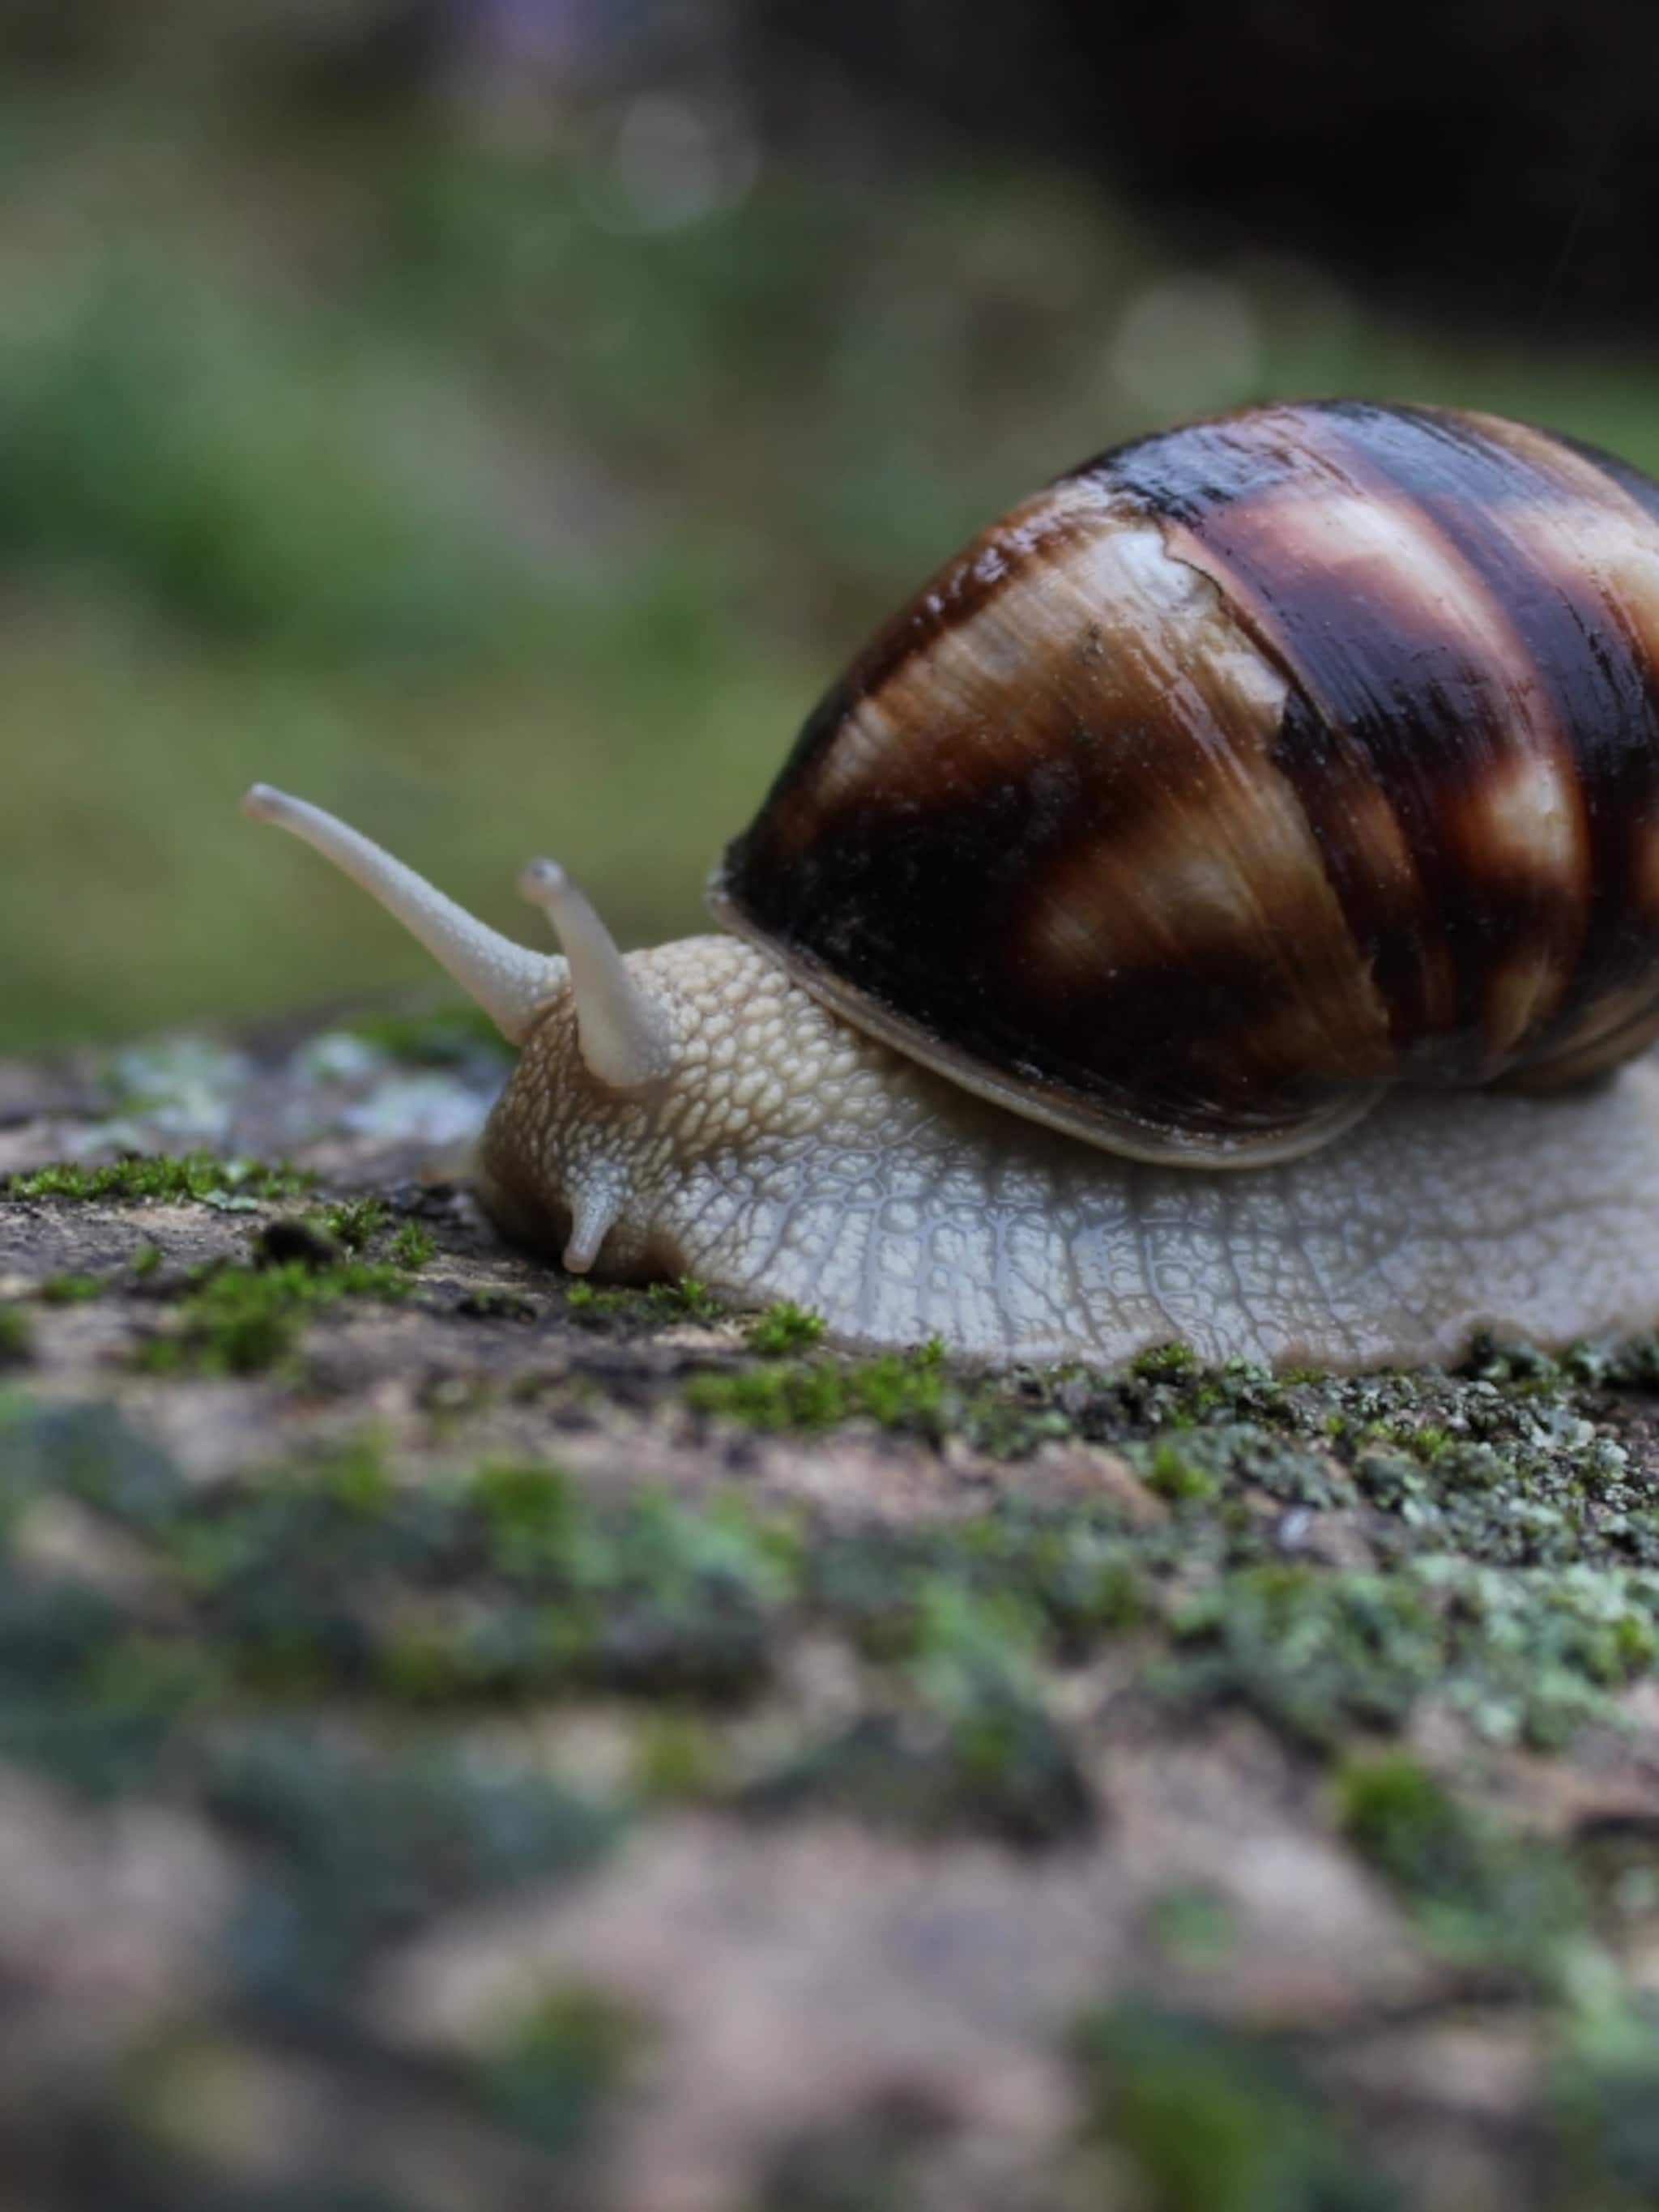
[5,1022,1659,2209]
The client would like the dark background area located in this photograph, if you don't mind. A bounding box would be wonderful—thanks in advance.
[0,0,1654,1049]
[752,0,1658,338]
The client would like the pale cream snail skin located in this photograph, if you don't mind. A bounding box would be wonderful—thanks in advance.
[244,399,1659,1373]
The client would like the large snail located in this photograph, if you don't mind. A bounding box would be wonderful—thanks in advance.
[245,399,1659,1372]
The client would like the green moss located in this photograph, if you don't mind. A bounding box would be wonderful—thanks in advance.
[1148,1887,1239,1967]
[0,1308,34,1365]
[371,1473,799,1706]
[134,1254,411,1377]
[1336,1750,1584,1971]
[744,1300,828,1354]
[318,1196,387,1251]
[1337,1753,1501,1911]
[684,1341,949,1437]
[2,1152,313,1206]
[469,1984,642,2155]
[129,1242,164,1277]
[566,1275,725,1329]
[632,1712,724,1801]
[1077,2004,1399,2212]
[203,1725,622,2001]
[1132,1341,1200,1379]
[389,1220,435,1271]
[1143,1440,1222,1505]
[40,1271,107,1305]
[1546,2006,1659,2212]
[745,1694,1093,1848]
[458,1287,539,1320]
[1131,1423,1343,1510]
[747,1575,1094,1847]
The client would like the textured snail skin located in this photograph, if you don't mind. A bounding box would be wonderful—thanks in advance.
[476,936,1659,1371]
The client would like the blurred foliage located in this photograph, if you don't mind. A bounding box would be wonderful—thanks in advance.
[0,42,1657,1050]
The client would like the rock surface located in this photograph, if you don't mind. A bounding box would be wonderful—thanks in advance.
[4,1012,1659,2210]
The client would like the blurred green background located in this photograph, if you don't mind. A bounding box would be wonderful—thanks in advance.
[2,0,1657,1051]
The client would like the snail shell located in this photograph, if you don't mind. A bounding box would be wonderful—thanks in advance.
[714,400,1659,1163]
[241,400,1659,1370]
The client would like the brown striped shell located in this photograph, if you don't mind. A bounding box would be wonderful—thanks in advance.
[710,400,1659,1166]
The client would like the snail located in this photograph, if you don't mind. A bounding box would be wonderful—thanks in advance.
[244,399,1659,1373]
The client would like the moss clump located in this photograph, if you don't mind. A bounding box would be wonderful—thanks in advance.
[470,1986,642,2154]
[389,1220,435,1270]
[1546,2008,1659,2212]
[133,1254,411,1377]
[744,1301,827,1354]
[748,1575,1095,1848]
[458,1287,539,1321]
[1141,1440,1222,1505]
[751,1692,1093,1849]
[1077,2003,1399,2212]
[1336,1751,1584,1971]
[1336,1752,1495,1907]
[202,1724,622,2001]
[2,1153,313,1206]
[316,1195,387,1251]
[565,1276,724,1328]
[1148,1887,1239,1967]
[0,1308,31,1366]
[1132,1341,1200,1379]
[39,1272,107,1305]
[684,1341,951,1436]
[631,1711,725,1801]
[373,1469,797,1706]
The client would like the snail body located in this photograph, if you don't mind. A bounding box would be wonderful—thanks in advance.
[245,399,1659,1370]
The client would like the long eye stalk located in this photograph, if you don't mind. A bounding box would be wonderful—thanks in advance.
[241,785,557,1042]
[518,858,673,1093]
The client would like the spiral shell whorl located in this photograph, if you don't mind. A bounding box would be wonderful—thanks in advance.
[714,401,1659,1164]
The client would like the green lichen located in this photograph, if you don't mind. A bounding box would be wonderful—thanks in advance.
[2,1152,314,1206]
